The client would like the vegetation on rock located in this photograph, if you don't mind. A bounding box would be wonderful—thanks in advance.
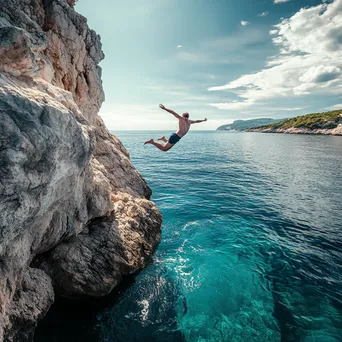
[256,110,342,130]
[217,118,285,131]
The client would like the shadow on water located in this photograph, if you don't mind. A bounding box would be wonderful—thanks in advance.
[35,263,187,342]
[256,213,342,342]
[93,261,187,342]
[34,273,138,342]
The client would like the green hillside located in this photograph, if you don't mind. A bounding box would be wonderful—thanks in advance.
[217,118,284,131]
[258,110,342,130]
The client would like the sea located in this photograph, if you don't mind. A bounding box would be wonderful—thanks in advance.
[35,131,342,342]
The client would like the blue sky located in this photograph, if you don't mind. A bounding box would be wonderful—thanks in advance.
[76,0,342,130]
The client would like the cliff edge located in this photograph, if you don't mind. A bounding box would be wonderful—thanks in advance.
[0,1,162,341]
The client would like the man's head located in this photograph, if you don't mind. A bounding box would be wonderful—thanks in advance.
[182,112,189,119]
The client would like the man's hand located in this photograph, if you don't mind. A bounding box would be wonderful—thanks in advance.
[159,104,181,119]
[204,118,207,121]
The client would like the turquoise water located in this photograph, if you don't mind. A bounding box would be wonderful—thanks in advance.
[36,131,342,342]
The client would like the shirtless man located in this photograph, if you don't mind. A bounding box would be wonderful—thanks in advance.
[144,104,207,151]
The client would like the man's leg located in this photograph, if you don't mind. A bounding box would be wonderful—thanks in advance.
[158,136,168,143]
[144,139,173,151]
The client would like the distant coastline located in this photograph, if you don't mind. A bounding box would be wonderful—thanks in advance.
[217,110,342,136]
[217,118,284,131]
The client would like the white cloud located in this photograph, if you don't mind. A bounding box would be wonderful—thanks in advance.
[266,107,304,111]
[241,21,248,26]
[274,0,290,4]
[326,103,342,110]
[299,65,341,83]
[209,99,256,110]
[258,11,269,17]
[177,45,183,48]
[209,0,342,110]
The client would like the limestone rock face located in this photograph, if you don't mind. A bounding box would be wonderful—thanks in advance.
[3,269,54,342]
[0,1,162,341]
[36,193,161,298]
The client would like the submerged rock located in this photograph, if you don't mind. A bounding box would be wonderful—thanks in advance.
[0,1,162,341]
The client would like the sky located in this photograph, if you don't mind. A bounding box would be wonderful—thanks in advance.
[76,0,342,130]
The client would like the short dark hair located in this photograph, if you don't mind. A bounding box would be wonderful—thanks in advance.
[183,113,189,118]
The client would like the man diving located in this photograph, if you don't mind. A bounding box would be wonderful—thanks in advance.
[144,104,207,151]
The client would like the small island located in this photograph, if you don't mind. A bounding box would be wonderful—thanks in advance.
[217,110,342,136]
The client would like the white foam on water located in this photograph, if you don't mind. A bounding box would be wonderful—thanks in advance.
[137,299,150,321]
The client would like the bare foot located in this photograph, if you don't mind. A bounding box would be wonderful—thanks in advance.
[158,136,166,141]
[144,139,154,145]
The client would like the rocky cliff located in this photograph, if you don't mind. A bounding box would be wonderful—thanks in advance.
[0,1,162,341]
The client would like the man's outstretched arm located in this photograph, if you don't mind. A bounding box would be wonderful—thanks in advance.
[159,104,181,119]
[190,118,208,124]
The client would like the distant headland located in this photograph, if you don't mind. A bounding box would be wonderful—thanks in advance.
[217,110,342,136]
[217,118,285,131]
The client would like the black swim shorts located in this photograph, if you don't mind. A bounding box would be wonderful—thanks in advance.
[168,133,182,145]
